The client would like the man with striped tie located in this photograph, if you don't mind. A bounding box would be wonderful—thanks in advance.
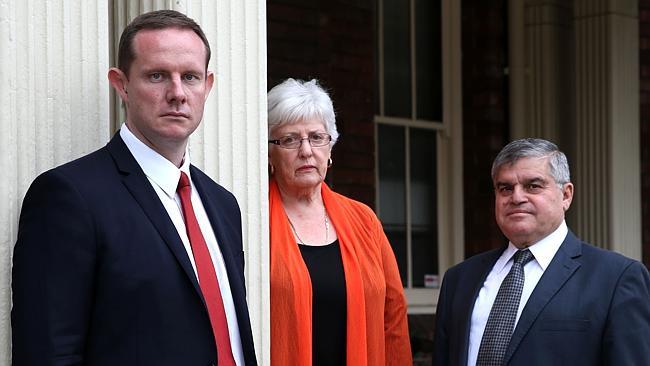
[433,138,650,365]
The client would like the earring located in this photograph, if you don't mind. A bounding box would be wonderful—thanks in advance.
[269,164,275,174]
[327,158,333,168]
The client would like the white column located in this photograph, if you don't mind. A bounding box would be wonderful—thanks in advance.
[110,1,269,362]
[439,0,465,275]
[574,0,641,259]
[511,0,574,145]
[189,1,269,363]
[0,1,110,364]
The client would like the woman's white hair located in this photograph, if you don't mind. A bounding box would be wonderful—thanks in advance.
[267,78,339,144]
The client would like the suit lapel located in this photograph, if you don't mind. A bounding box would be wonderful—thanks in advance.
[458,249,504,365]
[190,166,240,285]
[503,231,582,363]
[106,134,203,299]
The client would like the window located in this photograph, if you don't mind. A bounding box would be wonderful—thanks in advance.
[375,0,463,313]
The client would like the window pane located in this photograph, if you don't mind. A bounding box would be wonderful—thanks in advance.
[410,128,438,287]
[383,0,411,118]
[415,0,442,121]
[378,124,407,285]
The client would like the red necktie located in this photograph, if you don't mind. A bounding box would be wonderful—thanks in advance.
[177,172,236,366]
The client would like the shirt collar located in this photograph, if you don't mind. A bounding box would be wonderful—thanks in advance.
[527,220,568,270]
[120,124,191,198]
[493,220,568,274]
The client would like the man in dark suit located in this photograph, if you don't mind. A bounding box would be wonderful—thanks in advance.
[12,10,257,365]
[433,138,650,365]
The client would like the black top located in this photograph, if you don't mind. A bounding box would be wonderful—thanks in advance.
[298,240,347,366]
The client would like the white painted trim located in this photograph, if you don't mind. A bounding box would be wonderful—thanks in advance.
[375,0,464,314]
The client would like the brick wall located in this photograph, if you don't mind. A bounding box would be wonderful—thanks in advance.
[640,0,650,268]
[461,0,510,258]
[267,0,376,207]
[267,0,513,258]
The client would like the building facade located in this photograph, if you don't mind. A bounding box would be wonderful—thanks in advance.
[269,0,649,364]
[1,0,648,365]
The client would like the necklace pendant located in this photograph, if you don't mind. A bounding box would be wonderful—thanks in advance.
[324,210,330,242]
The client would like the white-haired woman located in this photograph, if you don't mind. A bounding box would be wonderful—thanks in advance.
[268,78,412,365]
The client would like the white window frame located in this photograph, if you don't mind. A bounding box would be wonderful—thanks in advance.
[375,0,464,314]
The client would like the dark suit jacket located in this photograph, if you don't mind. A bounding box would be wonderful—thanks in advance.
[433,231,650,366]
[12,133,258,365]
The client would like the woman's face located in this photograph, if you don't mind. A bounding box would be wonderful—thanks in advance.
[269,118,332,192]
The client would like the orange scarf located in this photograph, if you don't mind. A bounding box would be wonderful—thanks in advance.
[270,179,412,365]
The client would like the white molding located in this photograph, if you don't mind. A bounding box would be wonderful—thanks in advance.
[406,288,438,314]
[439,0,465,278]
[375,0,463,312]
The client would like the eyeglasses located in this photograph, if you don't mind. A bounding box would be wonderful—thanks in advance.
[268,133,332,149]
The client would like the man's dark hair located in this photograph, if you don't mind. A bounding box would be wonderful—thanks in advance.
[117,9,211,76]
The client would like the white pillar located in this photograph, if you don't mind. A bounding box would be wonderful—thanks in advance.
[190,1,269,363]
[0,1,110,364]
[574,0,641,259]
[439,0,465,276]
[511,0,574,146]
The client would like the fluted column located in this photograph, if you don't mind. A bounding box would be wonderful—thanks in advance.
[574,0,640,258]
[192,2,269,362]
[0,1,110,364]
[511,0,574,147]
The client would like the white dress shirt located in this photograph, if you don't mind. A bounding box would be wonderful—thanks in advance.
[467,220,568,366]
[120,125,244,365]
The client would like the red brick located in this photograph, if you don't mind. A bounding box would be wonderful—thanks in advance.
[268,0,376,204]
